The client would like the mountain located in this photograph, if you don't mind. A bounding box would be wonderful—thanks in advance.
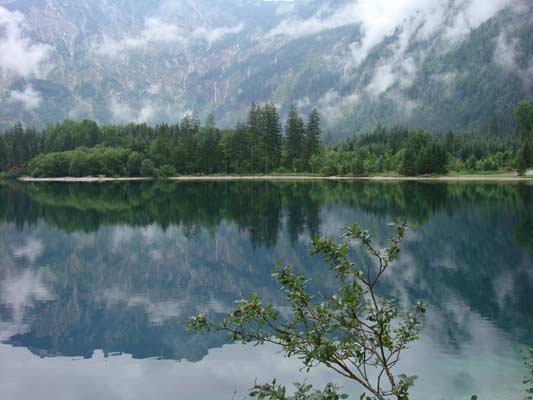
[0,0,532,138]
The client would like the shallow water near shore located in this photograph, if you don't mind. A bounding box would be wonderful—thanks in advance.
[0,180,531,400]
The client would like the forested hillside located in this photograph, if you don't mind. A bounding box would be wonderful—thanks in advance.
[0,0,532,137]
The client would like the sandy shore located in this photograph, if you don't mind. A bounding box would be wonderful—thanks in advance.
[17,172,533,183]
[18,176,154,182]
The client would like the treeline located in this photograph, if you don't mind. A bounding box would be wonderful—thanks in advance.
[305,100,533,176]
[1,100,532,178]
[316,127,522,176]
[0,104,321,178]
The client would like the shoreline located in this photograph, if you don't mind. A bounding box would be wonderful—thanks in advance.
[17,173,533,183]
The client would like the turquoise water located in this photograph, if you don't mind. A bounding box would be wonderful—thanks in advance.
[0,181,531,399]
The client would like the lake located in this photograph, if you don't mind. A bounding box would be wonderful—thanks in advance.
[0,180,531,400]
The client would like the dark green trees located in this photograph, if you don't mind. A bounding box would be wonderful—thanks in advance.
[126,151,143,176]
[1,123,41,170]
[0,135,7,171]
[284,106,322,172]
[284,105,305,171]
[400,147,417,176]
[149,124,175,166]
[68,150,91,177]
[7,100,532,179]
[247,103,283,173]
[216,104,319,174]
[517,141,531,176]
[248,103,267,172]
[220,124,251,173]
[515,100,533,141]
[140,159,155,177]
[304,109,321,169]
[416,143,448,175]
[397,131,447,176]
[196,119,222,174]
[262,104,283,172]
[514,101,533,176]
[42,120,101,152]
[525,349,533,399]
[16,104,323,178]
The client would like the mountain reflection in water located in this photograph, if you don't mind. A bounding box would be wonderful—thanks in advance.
[0,180,531,400]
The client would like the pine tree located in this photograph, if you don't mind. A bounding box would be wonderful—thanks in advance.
[400,147,417,176]
[416,145,433,175]
[432,142,448,175]
[248,103,266,172]
[352,154,365,176]
[285,105,305,170]
[516,141,531,176]
[180,114,200,173]
[235,122,251,172]
[304,109,321,169]
[0,135,7,170]
[514,100,533,141]
[262,104,282,172]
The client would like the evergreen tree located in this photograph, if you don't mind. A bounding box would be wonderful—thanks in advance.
[219,129,236,173]
[180,114,200,173]
[140,159,155,177]
[303,109,321,169]
[352,155,365,176]
[432,142,449,174]
[0,135,7,170]
[400,147,417,176]
[126,151,143,176]
[417,142,448,175]
[234,122,251,172]
[416,145,432,175]
[514,100,533,140]
[247,103,266,172]
[262,104,282,172]
[517,141,531,176]
[284,105,305,170]
[196,122,222,174]
[150,124,173,166]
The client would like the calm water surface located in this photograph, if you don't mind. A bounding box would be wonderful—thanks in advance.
[0,180,532,400]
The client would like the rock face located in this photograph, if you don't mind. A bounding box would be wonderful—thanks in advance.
[0,0,532,137]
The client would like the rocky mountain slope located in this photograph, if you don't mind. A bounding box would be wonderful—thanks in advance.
[0,0,532,138]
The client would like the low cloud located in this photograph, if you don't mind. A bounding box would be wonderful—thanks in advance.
[364,55,417,95]
[97,17,242,56]
[0,6,50,77]
[365,64,396,95]
[268,4,356,39]
[432,71,458,96]
[494,31,533,88]
[110,98,157,124]
[269,0,514,67]
[316,89,360,125]
[9,85,42,110]
[190,24,243,45]
[97,18,182,56]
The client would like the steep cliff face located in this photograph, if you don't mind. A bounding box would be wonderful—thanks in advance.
[0,0,532,137]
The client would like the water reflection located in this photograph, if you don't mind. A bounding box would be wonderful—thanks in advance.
[0,180,532,399]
